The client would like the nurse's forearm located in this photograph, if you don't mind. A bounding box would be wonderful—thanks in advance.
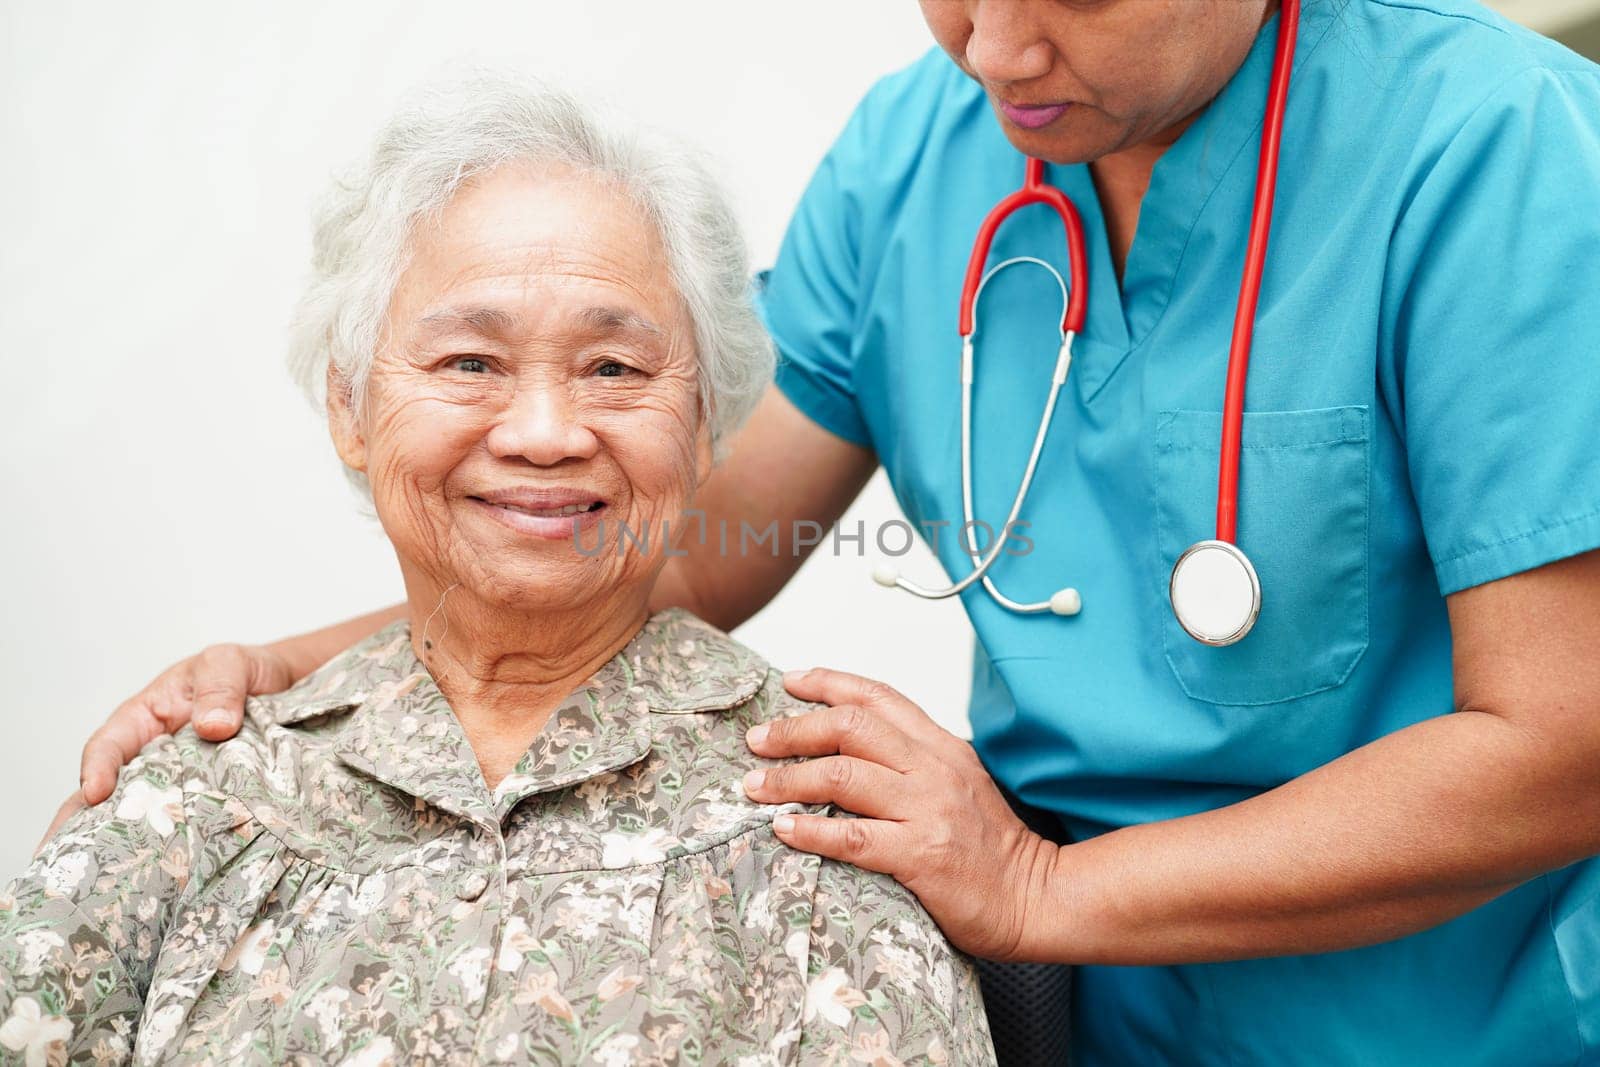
[1031,707,1596,965]
[1028,549,1600,965]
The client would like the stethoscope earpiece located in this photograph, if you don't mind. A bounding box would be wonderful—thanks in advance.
[1048,588,1082,617]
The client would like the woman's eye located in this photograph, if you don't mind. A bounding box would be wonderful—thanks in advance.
[451,357,490,374]
[594,361,633,378]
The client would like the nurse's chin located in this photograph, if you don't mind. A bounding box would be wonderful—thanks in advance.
[990,109,1118,167]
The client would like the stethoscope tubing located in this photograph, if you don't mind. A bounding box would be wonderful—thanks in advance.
[1218,0,1300,543]
[959,158,1088,338]
[961,259,1074,614]
[878,0,1300,640]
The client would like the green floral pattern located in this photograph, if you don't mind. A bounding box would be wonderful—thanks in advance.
[1,609,994,1065]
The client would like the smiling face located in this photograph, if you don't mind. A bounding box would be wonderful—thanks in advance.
[328,162,710,615]
[919,0,1272,163]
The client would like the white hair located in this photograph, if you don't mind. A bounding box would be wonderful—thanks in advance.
[286,70,773,494]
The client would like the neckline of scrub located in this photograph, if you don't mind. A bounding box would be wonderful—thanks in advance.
[1046,0,1342,406]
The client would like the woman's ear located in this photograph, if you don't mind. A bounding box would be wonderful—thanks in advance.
[326,361,368,473]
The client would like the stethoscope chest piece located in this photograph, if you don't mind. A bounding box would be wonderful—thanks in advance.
[1169,540,1261,647]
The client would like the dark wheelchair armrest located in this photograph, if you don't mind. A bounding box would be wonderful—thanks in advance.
[974,788,1074,1066]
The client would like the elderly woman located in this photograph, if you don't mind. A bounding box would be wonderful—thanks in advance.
[0,75,994,1066]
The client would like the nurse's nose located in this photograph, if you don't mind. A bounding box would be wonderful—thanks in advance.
[485,381,601,467]
[964,1,1054,87]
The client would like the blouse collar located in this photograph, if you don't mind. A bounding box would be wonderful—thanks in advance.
[252,607,770,830]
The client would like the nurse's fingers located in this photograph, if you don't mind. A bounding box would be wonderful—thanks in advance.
[742,755,907,818]
[747,704,918,771]
[780,668,948,747]
[768,811,910,877]
[187,644,260,741]
[81,643,293,804]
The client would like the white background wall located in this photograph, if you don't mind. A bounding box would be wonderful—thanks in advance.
[0,1,974,875]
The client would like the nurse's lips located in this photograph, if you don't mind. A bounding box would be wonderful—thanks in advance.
[996,99,1072,130]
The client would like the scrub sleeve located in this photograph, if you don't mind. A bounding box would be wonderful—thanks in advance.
[1380,67,1600,593]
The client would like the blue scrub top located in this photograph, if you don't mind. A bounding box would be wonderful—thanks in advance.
[757,1,1600,1063]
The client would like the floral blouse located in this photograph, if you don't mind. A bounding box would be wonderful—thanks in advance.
[1,609,995,1066]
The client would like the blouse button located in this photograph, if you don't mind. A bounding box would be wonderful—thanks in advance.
[457,870,490,902]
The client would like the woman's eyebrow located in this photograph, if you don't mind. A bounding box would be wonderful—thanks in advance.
[416,305,518,339]
[573,305,664,342]
[414,305,662,343]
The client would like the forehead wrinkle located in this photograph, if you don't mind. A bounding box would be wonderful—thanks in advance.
[406,224,686,352]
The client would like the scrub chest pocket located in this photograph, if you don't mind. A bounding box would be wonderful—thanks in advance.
[1153,406,1370,706]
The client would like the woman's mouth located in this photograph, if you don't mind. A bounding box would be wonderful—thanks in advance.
[468,492,608,541]
[996,100,1072,130]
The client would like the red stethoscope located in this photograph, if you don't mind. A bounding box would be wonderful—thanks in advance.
[874,0,1300,645]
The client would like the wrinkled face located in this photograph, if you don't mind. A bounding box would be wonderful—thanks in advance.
[919,0,1272,162]
[329,163,709,613]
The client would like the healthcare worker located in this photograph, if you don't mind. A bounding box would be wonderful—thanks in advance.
[60,1,1600,1063]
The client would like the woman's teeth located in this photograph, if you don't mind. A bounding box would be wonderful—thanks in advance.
[501,502,599,517]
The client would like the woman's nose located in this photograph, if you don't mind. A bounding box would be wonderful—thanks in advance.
[965,2,1055,87]
[484,383,601,466]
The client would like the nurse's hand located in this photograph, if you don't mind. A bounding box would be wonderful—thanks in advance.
[40,643,291,850]
[60,602,407,840]
[742,667,1057,962]
[74,644,294,805]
